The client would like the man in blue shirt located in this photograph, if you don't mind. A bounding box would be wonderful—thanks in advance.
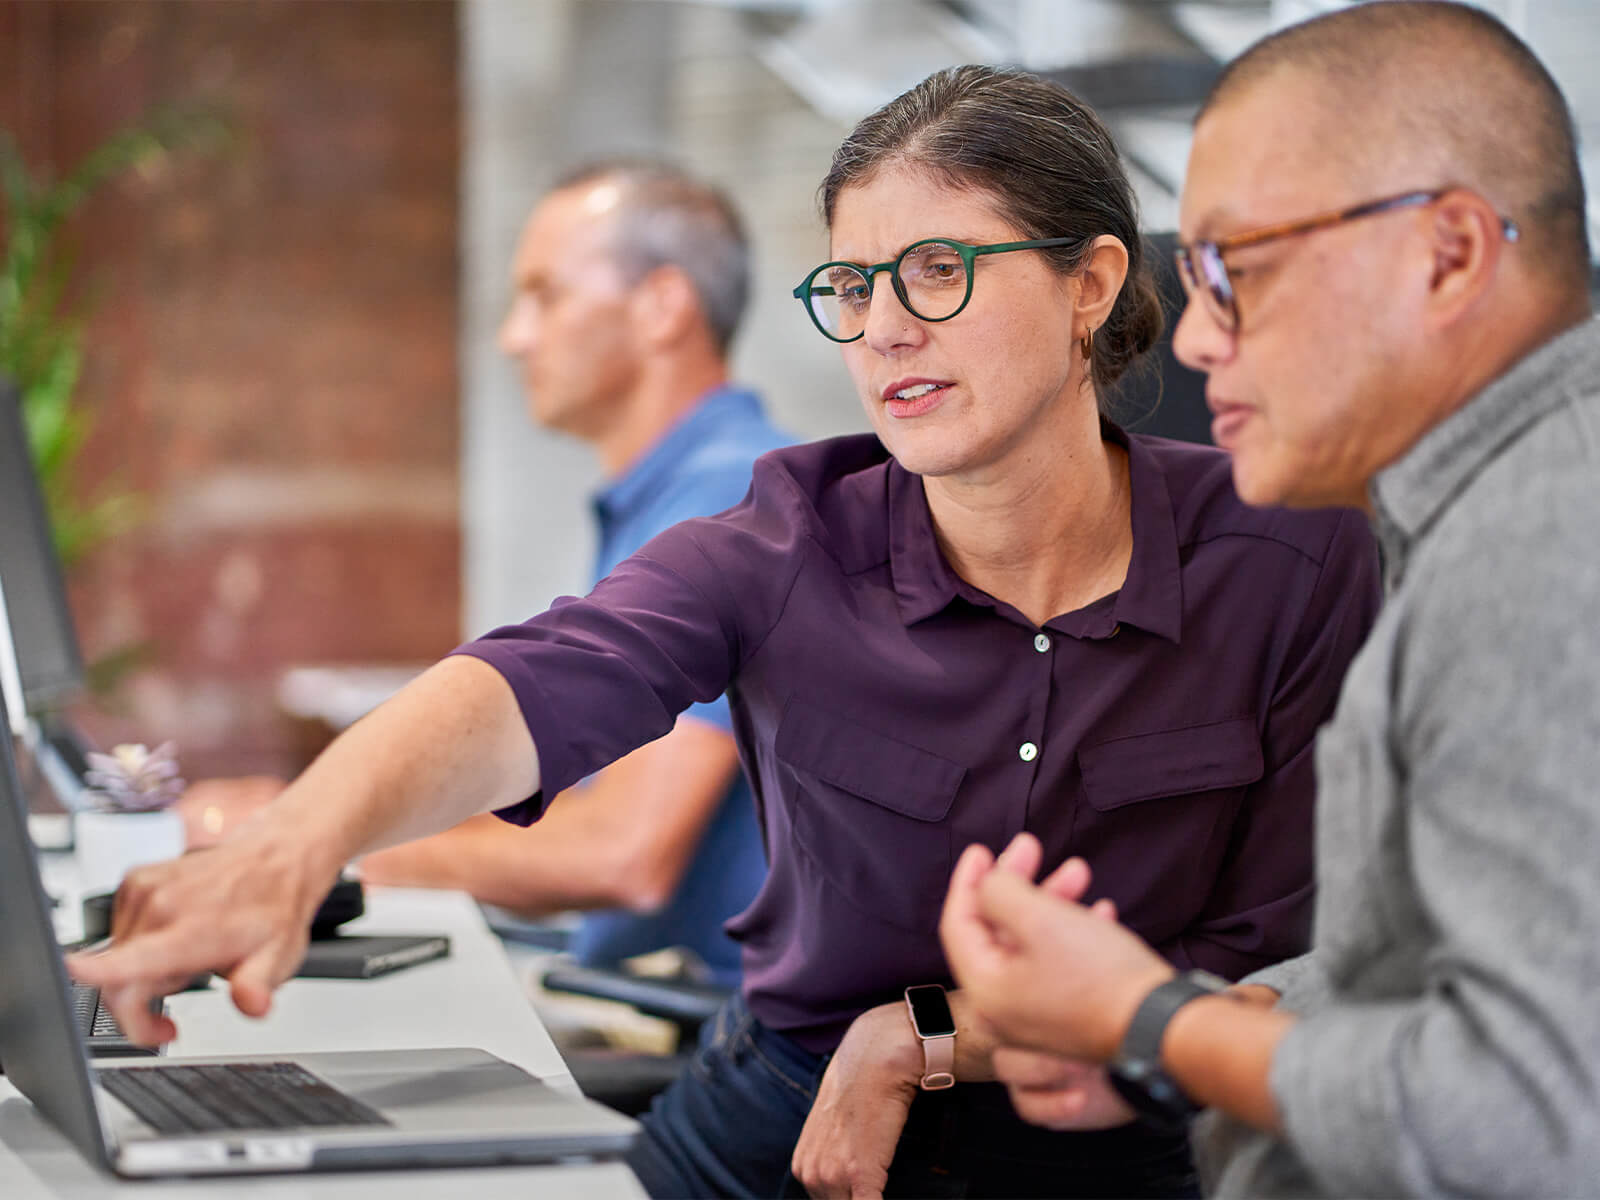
[359,161,789,987]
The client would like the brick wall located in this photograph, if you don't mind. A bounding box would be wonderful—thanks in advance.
[0,0,461,778]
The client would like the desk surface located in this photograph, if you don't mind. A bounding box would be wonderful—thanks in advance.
[170,887,575,1083]
[0,883,646,1199]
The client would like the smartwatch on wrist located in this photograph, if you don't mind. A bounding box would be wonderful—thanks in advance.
[903,984,956,1090]
[1107,969,1229,1130]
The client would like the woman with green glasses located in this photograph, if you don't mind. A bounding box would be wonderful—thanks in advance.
[653,65,1375,1198]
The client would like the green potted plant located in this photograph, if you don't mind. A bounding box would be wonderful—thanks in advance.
[0,104,230,567]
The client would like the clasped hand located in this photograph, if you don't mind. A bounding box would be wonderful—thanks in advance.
[792,836,1150,1198]
[939,833,1176,1128]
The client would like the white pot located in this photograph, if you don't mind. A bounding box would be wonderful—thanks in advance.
[74,808,185,897]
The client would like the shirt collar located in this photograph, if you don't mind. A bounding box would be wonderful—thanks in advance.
[1369,316,1600,573]
[888,423,1184,642]
[1102,426,1183,643]
[887,459,954,625]
[592,385,763,528]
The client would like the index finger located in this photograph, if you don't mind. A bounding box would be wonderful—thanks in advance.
[66,921,236,991]
[993,831,1043,879]
[69,920,302,1046]
[1037,855,1092,903]
[940,842,1006,984]
[940,842,995,934]
[96,980,183,1047]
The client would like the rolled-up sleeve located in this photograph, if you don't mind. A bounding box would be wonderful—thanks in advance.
[1270,492,1600,1196]
[453,457,808,824]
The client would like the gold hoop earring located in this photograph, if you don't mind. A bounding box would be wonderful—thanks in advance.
[1080,326,1094,362]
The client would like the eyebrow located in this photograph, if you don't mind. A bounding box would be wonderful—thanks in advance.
[1180,204,1246,242]
[826,233,994,263]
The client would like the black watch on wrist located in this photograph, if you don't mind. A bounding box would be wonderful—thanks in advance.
[1107,969,1229,1131]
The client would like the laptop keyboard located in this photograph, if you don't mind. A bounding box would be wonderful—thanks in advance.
[70,982,125,1039]
[98,1062,391,1134]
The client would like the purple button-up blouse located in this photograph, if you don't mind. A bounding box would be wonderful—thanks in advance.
[459,429,1380,1051]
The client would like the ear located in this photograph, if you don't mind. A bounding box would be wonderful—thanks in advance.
[1423,189,1505,331]
[1072,234,1131,338]
[630,264,703,351]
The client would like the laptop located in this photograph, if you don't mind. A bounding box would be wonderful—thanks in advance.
[0,379,84,723]
[0,376,99,844]
[0,694,639,1178]
[0,380,173,1055]
[0,380,428,1058]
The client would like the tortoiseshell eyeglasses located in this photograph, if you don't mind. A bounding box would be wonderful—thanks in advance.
[1174,189,1520,335]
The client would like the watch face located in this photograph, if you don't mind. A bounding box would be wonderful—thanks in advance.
[905,985,956,1037]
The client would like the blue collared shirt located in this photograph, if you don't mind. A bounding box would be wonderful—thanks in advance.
[569,386,791,986]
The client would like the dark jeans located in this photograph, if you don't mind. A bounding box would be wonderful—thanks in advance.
[626,994,1199,1199]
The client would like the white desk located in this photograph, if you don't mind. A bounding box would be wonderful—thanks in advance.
[170,888,576,1083]
[0,884,647,1199]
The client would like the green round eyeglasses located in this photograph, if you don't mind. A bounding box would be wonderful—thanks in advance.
[792,236,1085,343]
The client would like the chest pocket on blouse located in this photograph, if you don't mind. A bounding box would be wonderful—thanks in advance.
[1071,717,1264,939]
[777,698,966,934]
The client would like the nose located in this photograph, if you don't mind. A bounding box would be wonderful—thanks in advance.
[861,275,924,354]
[1171,290,1233,374]
[498,296,537,359]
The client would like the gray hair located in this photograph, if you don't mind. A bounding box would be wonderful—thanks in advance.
[552,159,750,355]
[819,65,1163,405]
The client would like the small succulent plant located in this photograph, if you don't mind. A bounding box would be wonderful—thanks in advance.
[84,742,185,813]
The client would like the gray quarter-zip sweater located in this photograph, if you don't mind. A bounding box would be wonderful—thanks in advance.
[1197,316,1600,1197]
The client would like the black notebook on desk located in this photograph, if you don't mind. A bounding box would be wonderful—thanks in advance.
[294,933,451,979]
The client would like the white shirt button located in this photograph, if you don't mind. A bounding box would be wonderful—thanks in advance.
[1019,742,1038,762]
[1033,633,1050,653]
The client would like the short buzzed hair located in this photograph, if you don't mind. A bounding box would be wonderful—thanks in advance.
[551,159,750,355]
[1202,1,1589,289]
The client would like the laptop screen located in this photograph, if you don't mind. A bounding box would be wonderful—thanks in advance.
[0,379,87,713]
[0,689,113,1170]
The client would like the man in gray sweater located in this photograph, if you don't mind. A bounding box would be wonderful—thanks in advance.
[941,3,1599,1196]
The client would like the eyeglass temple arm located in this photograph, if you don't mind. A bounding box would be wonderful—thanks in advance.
[968,235,1087,258]
[1216,190,1518,253]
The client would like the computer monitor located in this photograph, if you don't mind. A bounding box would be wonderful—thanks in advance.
[0,378,86,714]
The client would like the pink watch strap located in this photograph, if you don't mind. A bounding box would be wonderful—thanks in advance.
[919,1033,955,1090]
